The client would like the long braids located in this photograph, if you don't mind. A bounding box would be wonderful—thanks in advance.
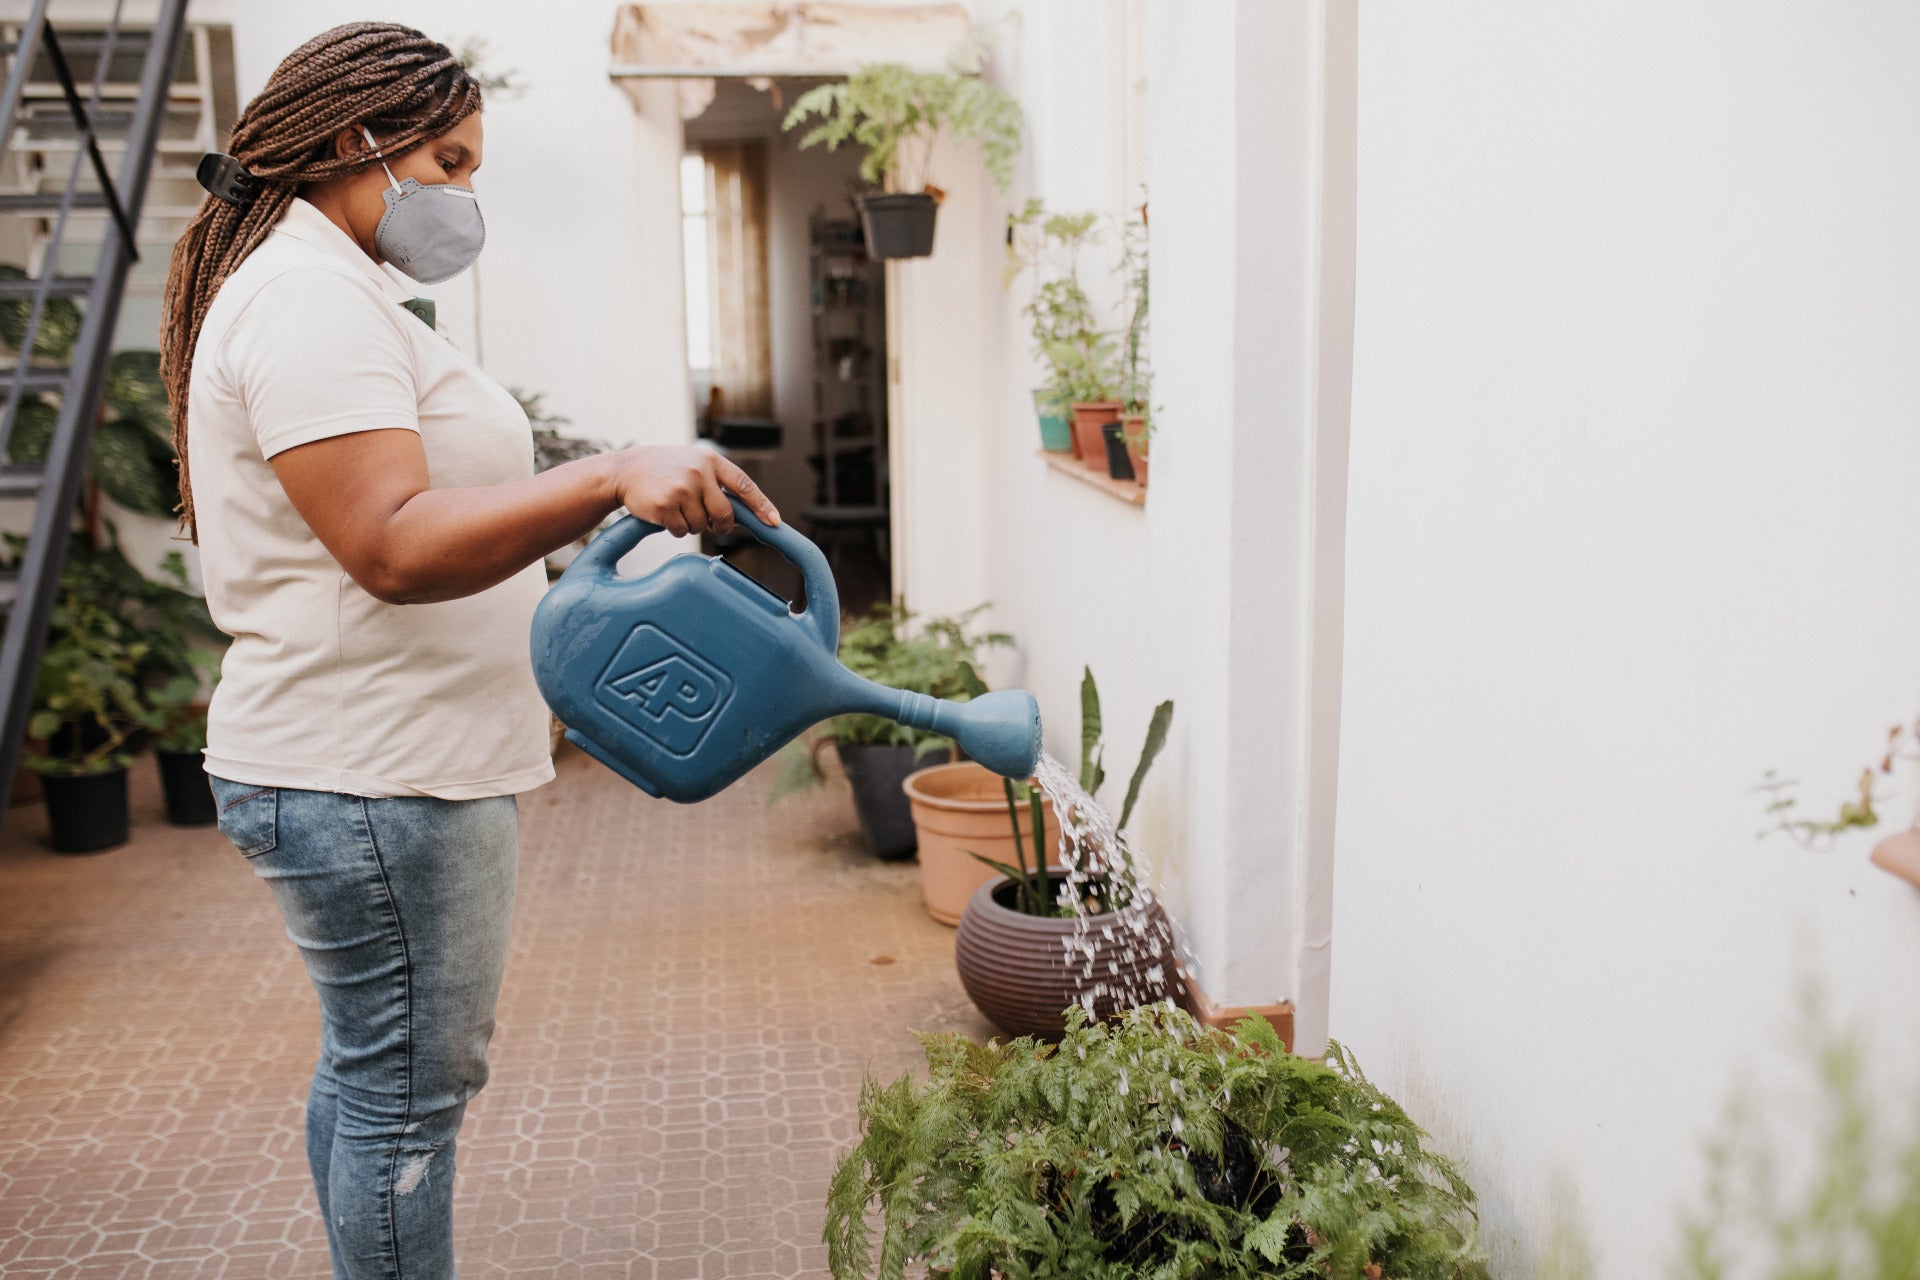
[160,23,482,532]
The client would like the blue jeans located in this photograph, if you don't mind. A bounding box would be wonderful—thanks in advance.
[211,777,518,1280]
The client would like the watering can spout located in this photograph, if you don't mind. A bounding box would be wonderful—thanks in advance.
[883,687,1042,780]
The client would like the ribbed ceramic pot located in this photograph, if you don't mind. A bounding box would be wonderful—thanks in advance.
[903,761,1060,926]
[955,872,1181,1040]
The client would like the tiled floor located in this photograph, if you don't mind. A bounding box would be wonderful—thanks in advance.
[0,745,993,1278]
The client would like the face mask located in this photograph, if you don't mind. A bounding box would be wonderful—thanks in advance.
[360,126,485,284]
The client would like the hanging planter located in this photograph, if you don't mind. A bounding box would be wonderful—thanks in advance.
[785,52,1023,263]
[856,191,939,260]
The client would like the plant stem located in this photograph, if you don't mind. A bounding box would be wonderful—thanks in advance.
[1004,776,1035,913]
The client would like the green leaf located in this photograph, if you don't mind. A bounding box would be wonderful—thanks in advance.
[766,738,825,806]
[90,417,178,516]
[0,264,80,361]
[103,349,169,437]
[1079,666,1105,796]
[1117,700,1173,831]
[5,393,55,465]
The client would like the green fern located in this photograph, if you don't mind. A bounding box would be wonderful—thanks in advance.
[824,1004,1487,1279]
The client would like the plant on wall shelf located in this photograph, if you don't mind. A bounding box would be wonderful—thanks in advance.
[783,40,1024,260]
[1117,196,1156,483]
[823,1003,1488,1280]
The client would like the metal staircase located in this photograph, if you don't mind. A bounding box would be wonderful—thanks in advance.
[0,0,189,792]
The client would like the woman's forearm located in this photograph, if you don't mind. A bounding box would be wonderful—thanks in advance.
[268,431,779,606]
[371,452,620,603]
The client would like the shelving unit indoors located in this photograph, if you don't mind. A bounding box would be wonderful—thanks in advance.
[806,212,887,512]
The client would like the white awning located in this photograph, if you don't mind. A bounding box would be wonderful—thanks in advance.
[608,2,973,118]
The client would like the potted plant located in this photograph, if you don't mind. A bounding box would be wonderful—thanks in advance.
[783,43,1024,260]
[823,1003,1488,1280]
[903,758,1061,925]
[954,668,1175,1037]
[22,566,149,853]
[775,604,1010,860]
[1007,202,1104,453]
[1116,197,1154,486]
[140,664,216,826]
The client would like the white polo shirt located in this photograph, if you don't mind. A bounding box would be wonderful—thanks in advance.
[188,197,555,799]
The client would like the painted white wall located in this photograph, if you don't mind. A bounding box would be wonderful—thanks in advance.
[1334,3,1920,1273]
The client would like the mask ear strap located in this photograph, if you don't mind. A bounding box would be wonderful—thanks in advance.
[359,126,403,192]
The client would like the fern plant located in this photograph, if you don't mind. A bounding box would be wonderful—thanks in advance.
[783,42,1024,194]
[824,1003,1488,1280]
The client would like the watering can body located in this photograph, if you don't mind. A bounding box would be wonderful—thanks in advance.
[530,498,1041,803]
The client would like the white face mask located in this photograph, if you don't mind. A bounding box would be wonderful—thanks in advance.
[359,126,485,284]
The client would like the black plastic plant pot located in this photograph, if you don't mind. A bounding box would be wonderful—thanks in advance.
[41,766,130,854]
[838,741,951,858]
[856,192,938,260]
[156,749,217,826]
[1101,422,1137,482]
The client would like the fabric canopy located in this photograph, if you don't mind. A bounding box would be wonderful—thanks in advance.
[608,2,974,118]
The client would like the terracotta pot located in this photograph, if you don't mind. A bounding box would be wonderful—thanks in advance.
[1069,401,1122,467]
[903,761,1060,926]
[1121,414,1149,487]
[955,872,1182,1040]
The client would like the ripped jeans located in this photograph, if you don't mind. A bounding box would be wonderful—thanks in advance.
[211,777,518,1280]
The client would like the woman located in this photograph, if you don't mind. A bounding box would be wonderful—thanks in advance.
[160,23,777,1279]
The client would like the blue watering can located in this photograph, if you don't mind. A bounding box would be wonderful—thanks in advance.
[530,496,1041,803]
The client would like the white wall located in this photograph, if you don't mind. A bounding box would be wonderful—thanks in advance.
[1334,3,1920,1273]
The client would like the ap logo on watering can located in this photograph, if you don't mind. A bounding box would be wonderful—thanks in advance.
[595,624,732,756]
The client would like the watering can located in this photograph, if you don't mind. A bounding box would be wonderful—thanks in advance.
[530,497,1041,803]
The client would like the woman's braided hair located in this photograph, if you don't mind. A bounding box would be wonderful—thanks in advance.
[160,22,482,530]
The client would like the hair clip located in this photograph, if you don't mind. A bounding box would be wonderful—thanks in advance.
[196,153,262,208]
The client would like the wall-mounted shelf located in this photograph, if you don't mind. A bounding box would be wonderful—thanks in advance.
[1038,450,1146,506]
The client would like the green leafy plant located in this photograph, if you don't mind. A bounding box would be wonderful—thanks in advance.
[783,42,1024,194]
[964,669,1172,918]
[824,1002,1487,1280]
[1674,995,1920,1280]
[6,346,181,518]
[21,551,150,777]
[511,388,609,473]
[1754,713,1920,850]
[450,34,526,100]
[1008,202,1118,414]
[1117,196,1155,450]
[770,604,1011,802]
[7,530,224,769]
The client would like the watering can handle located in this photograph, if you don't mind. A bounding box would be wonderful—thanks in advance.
[570,497,841,655]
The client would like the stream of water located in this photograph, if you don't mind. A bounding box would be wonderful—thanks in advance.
[1030,752,1197,1018]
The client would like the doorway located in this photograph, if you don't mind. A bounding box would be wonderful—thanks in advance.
[679,79,891,620]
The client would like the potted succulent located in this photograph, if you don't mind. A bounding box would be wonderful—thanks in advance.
[824,1003,1488,1280]
[775,604,1010,860]
[783,43,1024,260]
[953,668,1175,1038]
[22,565,149,853]
[1007,202,1104,453]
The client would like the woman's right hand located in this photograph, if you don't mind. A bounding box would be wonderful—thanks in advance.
[602,445,781,538]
